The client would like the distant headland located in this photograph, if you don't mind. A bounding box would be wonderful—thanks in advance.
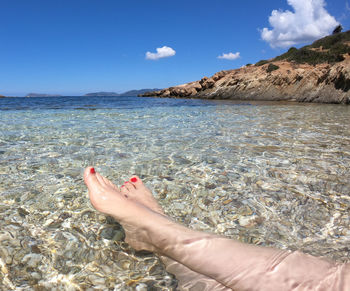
[141,30,350,104]
[85,89,161,97]
[0,89,162,98]
[26,93,62,97]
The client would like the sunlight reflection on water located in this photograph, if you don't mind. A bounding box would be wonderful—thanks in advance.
[0,97,349,289]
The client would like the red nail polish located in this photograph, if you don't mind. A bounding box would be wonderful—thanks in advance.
[131,177,137,183]
[90,168,95,174]
[121,185,125,188]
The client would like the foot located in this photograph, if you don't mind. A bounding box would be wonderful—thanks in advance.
[83,167,163,251]
[119,175,230,291]
[84,167,230,290]
[120,176,165,215]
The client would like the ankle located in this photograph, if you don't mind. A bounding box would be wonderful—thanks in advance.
[144,215,192,255]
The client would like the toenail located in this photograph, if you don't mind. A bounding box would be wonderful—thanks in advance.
[121,185,125,188]
[131,177,137,182]
[124,181,129,184]
[90,168,96,174]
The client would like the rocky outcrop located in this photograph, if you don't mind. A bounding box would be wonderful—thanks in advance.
[0,95,5,98]
[142,30,350,104]
[141,58,350,104]
[142,71,230,98]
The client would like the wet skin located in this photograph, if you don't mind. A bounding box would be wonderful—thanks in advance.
[84,167,350,291]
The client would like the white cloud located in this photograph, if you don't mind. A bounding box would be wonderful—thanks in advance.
[217,52,240,60]
[145,46,176,60]
[261,0,339,48]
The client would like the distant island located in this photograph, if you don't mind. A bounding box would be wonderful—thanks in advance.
[0,94,5,98]
[85,89,161,97]
[26,93,62,97]
[141,30,350,104]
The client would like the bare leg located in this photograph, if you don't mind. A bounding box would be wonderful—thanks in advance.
[84,168,228,290]
[120,176,230,291]
[84,167,350,291]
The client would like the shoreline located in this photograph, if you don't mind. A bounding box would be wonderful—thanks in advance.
[141,31,350,105]
[140,59,350,105]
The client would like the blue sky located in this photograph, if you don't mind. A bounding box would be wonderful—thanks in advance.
[0,0,349,96]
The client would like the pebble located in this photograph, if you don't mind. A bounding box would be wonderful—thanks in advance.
[223,199,233,205]
[0,232,13,243]
[216,224,226,233]
[88,275,105,285]
[237,205,253,216]
[21,254,43,268]
[43,219,55,227]
[121,260,131,270]
[239,215,261,228]
[30,272,41,280]
[0,258,9,274]
[1,104,349,290]
[173,202,185,211]
[135,283,148,291]
[256,180,279,191]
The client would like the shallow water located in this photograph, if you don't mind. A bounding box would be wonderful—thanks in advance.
[0,96,350,290]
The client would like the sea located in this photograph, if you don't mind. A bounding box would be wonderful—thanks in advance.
[0,96,350,290]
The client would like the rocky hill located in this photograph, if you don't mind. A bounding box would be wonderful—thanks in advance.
[141,31,350,104]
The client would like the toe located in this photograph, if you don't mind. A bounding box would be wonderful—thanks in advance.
[96,172,108,187]
[130,176,143,188]
[120,185,129,196]
[125,181,135,191]
[101,175,119,190]
[101,175,110,185]
[84,167,128,216]
[84,167,102,193]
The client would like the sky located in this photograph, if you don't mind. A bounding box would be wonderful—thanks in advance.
[0,0,349,96]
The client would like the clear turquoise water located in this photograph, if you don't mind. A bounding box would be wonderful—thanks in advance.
[0,96,350,290]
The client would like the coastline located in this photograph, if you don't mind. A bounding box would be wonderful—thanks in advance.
[141,31,350,105]
[140,58,350,104]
